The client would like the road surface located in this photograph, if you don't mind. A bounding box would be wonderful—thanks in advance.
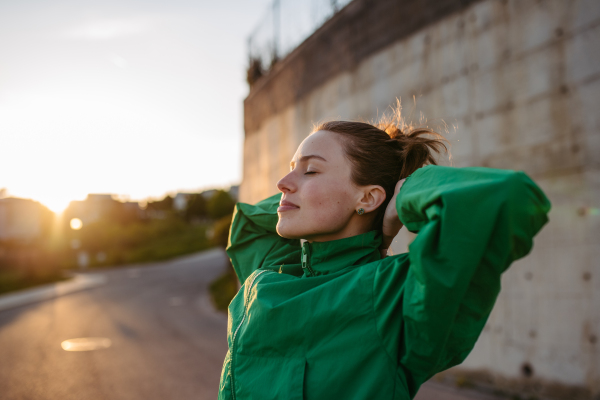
[0,249,229,400]
[0,248,506,400]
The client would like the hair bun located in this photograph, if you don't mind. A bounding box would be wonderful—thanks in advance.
[311,98,450,231]
[383,125,404,139]
[373,99,449,177]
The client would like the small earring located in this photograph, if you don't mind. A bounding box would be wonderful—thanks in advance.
[357,208,365,215]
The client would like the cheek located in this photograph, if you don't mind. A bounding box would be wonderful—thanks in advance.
[307,186,350,213]
[301,178,355,223]
[276,175,356,238]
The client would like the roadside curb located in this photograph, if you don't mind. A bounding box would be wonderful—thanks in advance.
[0,273,107,312]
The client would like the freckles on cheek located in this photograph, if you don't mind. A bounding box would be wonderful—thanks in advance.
[305,179,350,210]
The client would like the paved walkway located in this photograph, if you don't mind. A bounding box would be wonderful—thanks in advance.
[0,249,228,400]
[0,272,107,312]
[416,381,507,400]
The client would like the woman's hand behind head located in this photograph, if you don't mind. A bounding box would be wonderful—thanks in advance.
[380,178,406,257]
[277,99,448,245]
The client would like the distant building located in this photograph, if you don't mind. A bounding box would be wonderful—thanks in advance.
[64,194,142,225]
[66,194,115,225]
[122,201,143,220]
[0,198,48,241]
[228,185,239,201]
[173,193,195,212]
[201,189,217,200]
[173,187,238,213]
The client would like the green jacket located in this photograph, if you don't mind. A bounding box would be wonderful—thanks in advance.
[218,165,551,400]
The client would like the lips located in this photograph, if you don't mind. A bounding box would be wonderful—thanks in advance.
[278,200,299,212]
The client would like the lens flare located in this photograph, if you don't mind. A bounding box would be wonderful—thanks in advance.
[70,218,83,230]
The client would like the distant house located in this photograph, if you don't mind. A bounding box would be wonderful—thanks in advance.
[65,194,115,225]
[122,201,142,214]
[201,189,217,200]
[173,187,238,213]
[173,193,195,212]
[228,185,239,201]
[64,194,142,225]
[0,198,48,241]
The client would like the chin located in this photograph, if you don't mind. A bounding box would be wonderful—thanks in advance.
[276,218,305,239]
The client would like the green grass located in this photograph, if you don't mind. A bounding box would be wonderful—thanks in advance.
[73,218,214,268]
[0,270,68,296]
[0,217,219,296]
[209,267,239,313]
[110,224,213,265]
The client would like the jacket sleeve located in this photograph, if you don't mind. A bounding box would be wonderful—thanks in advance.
[373,164,551,393]
[226,192,301,284]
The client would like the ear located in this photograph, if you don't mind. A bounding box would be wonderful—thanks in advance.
[356,185,386,213]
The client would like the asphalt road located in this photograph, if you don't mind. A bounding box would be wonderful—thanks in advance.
[0,248,506,400]
[0,249,229,400]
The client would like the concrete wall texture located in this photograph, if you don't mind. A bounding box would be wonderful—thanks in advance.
[241,0,599,396]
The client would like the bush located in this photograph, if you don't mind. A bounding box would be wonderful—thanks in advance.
[212,213,233,248]
[71,217,212,267]
[207,190,235,220]
[209,260,238,313]
[185,193,208,221]
[0,243,68,295]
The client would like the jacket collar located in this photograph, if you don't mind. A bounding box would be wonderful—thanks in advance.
[301,230,382,277]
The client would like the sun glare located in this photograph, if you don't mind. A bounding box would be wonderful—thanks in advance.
[70,218,83,230]
[42,198,74,214]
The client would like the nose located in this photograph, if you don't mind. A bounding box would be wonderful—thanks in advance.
[277,171,297,193]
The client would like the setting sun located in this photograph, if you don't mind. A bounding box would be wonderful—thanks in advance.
[0,1,248,212]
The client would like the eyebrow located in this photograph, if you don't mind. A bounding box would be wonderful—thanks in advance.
[290,154,327,167]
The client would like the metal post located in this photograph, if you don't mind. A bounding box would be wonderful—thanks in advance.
[272,0,280,63]
[247,36,252,64]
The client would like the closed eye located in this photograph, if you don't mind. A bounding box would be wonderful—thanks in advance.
[304,171,317,175]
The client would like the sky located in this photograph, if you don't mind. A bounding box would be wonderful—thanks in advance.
[0,0,270,212]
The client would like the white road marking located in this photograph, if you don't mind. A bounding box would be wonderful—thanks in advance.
[61,337,112,352]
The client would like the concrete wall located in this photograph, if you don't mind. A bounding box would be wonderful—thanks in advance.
[241,0,600,396]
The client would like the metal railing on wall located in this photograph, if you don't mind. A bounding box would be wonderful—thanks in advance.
[246,0,353,87]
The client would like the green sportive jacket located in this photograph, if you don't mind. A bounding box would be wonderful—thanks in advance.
[217,165,551,400]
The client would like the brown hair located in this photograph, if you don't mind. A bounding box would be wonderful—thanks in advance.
[312,100,450,231]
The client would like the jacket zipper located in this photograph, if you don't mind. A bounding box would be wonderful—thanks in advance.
[301,242,316,277]
[230,269,268,399]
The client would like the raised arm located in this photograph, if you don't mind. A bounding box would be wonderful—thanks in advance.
[226,192,301,284]
[373,164,551,395]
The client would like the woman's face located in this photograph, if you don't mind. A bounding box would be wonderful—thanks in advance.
[276,130,362,241]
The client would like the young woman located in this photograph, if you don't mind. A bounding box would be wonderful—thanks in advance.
[217,109,551,400]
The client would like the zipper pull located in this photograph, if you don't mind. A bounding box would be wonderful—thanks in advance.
[301,242,315,277]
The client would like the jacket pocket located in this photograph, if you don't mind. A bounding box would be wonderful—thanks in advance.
[234,353,306,400]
